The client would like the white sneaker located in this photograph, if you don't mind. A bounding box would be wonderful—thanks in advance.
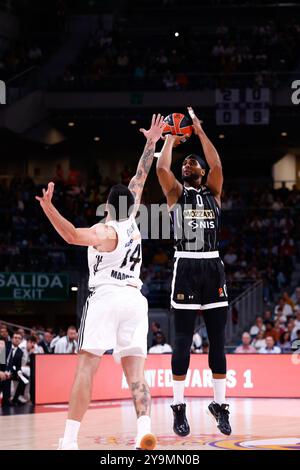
[17,395,27,404]
[57,438,79,450]
[135,433,157,450]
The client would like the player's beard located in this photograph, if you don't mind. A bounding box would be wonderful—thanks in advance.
[182,172,199,183]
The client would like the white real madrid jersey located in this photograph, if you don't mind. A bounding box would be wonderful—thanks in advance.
[87,216,143,290]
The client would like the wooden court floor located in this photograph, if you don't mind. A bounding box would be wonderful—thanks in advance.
[0,397,299,450]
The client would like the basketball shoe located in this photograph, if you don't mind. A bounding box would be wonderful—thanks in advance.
[170,403,190,437]
[207,402,232,435]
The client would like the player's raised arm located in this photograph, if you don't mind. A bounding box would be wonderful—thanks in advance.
[188,106,223,203]
[128,113,165,215]
[35,182,115,247]
[156,134,182,208]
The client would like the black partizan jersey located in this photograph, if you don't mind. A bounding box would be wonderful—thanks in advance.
[170,185,221,252]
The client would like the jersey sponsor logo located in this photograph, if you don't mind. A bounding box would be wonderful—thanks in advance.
[183,209,215,219]
[176,293,185,300]
[188,220,215,229]
[125,239,133,247]
[111,270,134,281]
[218,287,225,297]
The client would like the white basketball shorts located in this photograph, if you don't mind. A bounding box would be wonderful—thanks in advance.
[78,285,148,362]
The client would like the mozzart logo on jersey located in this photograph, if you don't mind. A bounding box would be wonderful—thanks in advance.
[0,272,69,301]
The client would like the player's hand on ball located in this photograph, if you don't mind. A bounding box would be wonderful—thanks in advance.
[163,133,182,147]
[187,106,203,135]
[139,114,165,143]
[35,182,55,207]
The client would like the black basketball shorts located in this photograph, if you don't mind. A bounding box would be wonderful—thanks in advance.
[170,251,229,310]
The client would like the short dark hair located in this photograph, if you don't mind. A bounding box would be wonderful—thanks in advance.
[107,184,135,221]
[185,154,209,173]
[67,325,77,331]
[27,336,37,343]
[12,332,22,338]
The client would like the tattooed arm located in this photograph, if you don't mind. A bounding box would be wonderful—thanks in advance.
[128,114,165,216]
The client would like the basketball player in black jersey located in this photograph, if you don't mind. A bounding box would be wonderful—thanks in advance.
[156,107,231,437]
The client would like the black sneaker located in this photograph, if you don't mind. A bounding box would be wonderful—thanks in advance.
[208,402,232,436]
[170,403,190,437]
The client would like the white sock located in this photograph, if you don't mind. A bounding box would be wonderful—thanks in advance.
[212,378,226,405]
[62,419,81,444]
[172,380,185,405]
[137,415,151,438]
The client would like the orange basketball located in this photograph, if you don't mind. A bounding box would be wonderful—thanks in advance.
[162,113,193,142]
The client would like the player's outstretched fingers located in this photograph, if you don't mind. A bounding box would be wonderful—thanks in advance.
[187,106,195,118]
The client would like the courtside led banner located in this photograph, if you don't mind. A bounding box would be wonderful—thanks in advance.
[34,354,300,404]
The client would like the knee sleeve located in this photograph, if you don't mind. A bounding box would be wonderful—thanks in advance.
[203,307,227,375]
[171,333,193,376]
[208,331,226,374]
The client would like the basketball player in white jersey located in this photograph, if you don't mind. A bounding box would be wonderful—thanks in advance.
[36,114,165,450]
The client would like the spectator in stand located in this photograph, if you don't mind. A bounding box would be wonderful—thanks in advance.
[252,330,266,351]
[279,331,291,353]
[275,307,287,326]
[264,321,277,341]
[274,297,293,319]
[287,319,296,341]
[0,325,10,343]
[39,330,54,353]
[0,333,24,406]
[293,329,300,344]
[54,326,78,354]
[234,332,256,353]
[17,335,42,404]
[293,310,300,331]
[290,316,300,342]
[0,335,5,374]
[280,235,295,264]
[249,316,265,337]
[50,328,66,352]
[17,328,27,352]
[224,246,238,267]
[282,291,295,310]
[259,336,281,354]
[148,332,172,354]
[291,286,300,305]
[263,310,273,323]
[152,248,169,266]
[150,322,162,347]
[273,320,285,343]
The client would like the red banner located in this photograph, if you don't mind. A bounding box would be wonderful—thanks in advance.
[35,354,300,404]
